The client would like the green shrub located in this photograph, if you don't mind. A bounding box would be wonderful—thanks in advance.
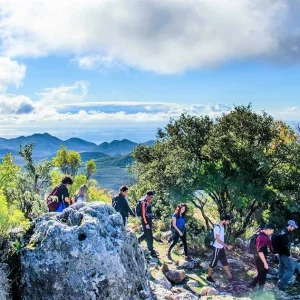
[0,190,29,236]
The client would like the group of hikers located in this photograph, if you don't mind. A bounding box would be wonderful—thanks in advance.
[47,176,299,291]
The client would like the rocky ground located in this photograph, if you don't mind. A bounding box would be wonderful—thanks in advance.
[137,233,300,300]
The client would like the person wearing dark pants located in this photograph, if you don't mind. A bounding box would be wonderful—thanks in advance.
[277,220,298,289]
[112,185,135,226]
[137,190,158,257]
[167,203,189,261]
[250,223,275,289]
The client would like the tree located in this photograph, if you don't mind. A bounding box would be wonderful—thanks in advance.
[52,146,81,176]
[132,105,299,237]
[85,159,96,181]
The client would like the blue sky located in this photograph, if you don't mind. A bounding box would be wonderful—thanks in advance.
[0,0,300,143]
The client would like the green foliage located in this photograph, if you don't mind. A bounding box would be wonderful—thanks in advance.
[132,105,300,237]
[52,146,81,176]
[85,159,96,180]
[0,190,29,236]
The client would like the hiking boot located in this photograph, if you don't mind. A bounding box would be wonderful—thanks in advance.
[206,276,216,283]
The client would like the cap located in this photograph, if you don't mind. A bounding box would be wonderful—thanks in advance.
[288,220,298,229]
[146,190,154,196]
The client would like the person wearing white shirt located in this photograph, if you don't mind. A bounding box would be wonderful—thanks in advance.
[206,214,233,283]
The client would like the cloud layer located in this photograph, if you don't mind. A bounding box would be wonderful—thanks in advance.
[0,56,26,92]
[1,0,299,73]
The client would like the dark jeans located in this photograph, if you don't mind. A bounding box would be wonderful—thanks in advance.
[168,230,188,256]
[138,222,153,252]
[279,255,295,286]
[251,255,268,288]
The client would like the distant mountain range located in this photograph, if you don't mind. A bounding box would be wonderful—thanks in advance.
[0,133,155,159]
[0,133,154,191]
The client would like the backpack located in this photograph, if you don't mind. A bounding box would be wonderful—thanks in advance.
[247,233,259,254]
[135,198,145,217]
[271,230,284,254]
[204,224,221,249]
[46,184,62,212]
[112,195,120,212]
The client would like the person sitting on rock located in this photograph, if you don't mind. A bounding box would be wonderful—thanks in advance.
[277,220,298,290]
[112,185,135,226]
[55,176,73,212]
[137,190,158,258]
[249,223,275,289]
[72,184,88,203]
[167,203,189,261]
[206,214,233,284]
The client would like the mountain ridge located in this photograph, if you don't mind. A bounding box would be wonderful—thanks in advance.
[0,132,155,158]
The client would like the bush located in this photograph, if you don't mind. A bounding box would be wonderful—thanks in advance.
[0,190,29,236]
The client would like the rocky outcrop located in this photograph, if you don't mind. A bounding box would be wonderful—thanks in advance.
[0,263,10,300]
[20,202,150,300]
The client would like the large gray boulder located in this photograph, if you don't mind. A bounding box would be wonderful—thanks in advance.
[20,202,150,300]
[0,263,10,300]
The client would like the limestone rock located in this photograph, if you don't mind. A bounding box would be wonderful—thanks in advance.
[186,279,199,288]
[200,286,210,296]
[20,202,150,300]
[0,263,10,300]
[234,238,247,250]
[178,260,194,269]
[227,258,245,271]
[157,274,172,290]
[162,264,186,283]
[207,287,218,296]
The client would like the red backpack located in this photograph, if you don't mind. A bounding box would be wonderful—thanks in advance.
[46,184,62,212]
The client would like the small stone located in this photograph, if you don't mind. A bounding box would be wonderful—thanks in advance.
[207,287,218,296]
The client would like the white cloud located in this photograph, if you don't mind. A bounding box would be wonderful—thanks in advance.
[0,94,35,114]
[37,81,88,105]
[73,55,125,71]
[0,56,26,92]
[0,0,297,73]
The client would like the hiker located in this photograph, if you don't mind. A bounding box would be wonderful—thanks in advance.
[276,220,298,290]
[72,184,88,203]
[167,203,189,261]
[206,214,233,283]
[112,185,135,226]
[137,190,158,258]
[47,176,73,212]
[249,223,276,289]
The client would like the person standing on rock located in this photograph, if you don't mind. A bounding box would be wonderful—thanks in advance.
[137,190,158,258]
[206,214,233,284]
[276,220,298,290]
[167,203,189,261]
[249,223,275,289]
[112,185,135,226]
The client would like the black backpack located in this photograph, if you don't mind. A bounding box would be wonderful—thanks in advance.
[112,195,120,212]
[271,230,284,254]
[247,233,259,254]
[204,224,221,249]
[135,198,145,217]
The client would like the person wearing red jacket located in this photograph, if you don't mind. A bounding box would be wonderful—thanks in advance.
[249,223,275,289]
